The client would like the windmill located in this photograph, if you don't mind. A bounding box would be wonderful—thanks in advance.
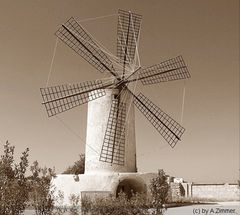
[40,9,190,174]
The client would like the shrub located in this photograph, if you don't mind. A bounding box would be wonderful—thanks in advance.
[29,160,56,215]
[149,169,169,214]
[53,191,68,215]
[80,170,170,215]
[0,141,30,215]
[81,192,149,215]
[81,195,92,215]
[69,194,81,215]
[63,154,85,175]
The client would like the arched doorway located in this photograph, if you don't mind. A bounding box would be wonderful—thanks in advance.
[116,178,146,199]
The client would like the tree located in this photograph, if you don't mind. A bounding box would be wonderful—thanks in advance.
[0,141,30,215]
[29,160,56,215]
[63,154,85,175]
[149,169,169,214]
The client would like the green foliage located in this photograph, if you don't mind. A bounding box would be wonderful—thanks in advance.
[149,169,169,214]
[63,154,85,175]
[0,141,30,215]
[29,160,56,215]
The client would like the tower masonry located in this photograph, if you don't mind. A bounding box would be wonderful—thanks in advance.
[85,89,136,174]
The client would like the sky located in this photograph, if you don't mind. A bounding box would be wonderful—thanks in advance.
[0,0,239,183]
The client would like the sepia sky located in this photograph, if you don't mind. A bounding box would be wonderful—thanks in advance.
[0,0,239,183]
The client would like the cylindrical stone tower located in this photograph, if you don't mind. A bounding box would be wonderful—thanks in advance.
[85,89,136,174]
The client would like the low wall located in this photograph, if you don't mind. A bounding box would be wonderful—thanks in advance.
[52,172,156,206]
[182,183,239,201]
[52,174,239,204]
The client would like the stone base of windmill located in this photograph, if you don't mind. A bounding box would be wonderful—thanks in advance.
[51,172,158,206]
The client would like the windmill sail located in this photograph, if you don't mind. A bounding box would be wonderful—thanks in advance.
[139,56,190,85]
[133,93,185,148]
[41,80,106,117]
[124,56,190,85]
[56,17,118,77]
[124,56,191,85]
[117,9,142,75]
[99,99,126,165]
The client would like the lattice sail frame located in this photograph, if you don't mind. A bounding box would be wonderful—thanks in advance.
[41,80,106,117]
[133,93,185,148]
[99,99,126,165]
[117,9,142,66]
[55,17,116,74]
[125,55,190,85]
[139,55,190,85]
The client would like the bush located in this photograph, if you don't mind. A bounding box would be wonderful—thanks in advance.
[29,160,56,215]
[0,141,79,215]
[149,169,169,214]
[69,194,81,215]
[81,170,170,215]
[53,191,68,215]
[81,192,149,215]
[0,141,30,215]
[63,154,85,175]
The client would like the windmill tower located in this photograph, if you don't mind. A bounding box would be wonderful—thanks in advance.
[40,9,190,203]
[85,89,137,174]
